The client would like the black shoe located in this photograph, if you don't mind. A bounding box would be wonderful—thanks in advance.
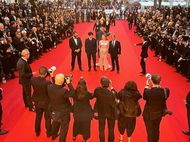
[36,132,40,136]
[80,69,83,71]
[111,69,115,72]
[94,68,97,71]
[29,107,35,112]
[0,129,8,135]
[117,70,119,74]
[73,137,76,141]
[88,68,91,71]
[182,130,190,135]
[71,68,74,71]
[163,109,173,116]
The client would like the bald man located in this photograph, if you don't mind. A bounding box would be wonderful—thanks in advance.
[17,49,34,111]
[47,74,75,142]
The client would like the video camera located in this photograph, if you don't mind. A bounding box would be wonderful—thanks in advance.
[145,73,152,80]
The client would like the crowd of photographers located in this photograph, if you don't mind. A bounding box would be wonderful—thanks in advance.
[133,6,190,81]
[0,1,75,81]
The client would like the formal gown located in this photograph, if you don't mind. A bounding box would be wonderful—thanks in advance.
[98,40,110,71]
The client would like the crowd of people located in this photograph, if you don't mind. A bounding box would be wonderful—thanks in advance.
[133,6,190,81]
[0,1,76,81]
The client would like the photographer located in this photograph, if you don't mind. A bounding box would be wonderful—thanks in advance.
[47,73,75,142]
[31,66,54,137]
[143,74,171,142]
[182,91,190,136]
[93,76,117,142]
[0,88,8,135]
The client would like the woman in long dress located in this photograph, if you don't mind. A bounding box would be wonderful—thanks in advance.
[99,34,110,71]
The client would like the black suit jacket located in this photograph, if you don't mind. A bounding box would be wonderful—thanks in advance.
[109,40,121,56]
[143,87,166,120]
[31,76,51,108]
[85,38,97,54]
[137,41,149,58]
[94,87,117,119]
[69,37,82,53]
[47,83,75,113]
[17,58,33,84]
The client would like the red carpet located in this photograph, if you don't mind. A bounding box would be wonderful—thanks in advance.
[0,21,189,142]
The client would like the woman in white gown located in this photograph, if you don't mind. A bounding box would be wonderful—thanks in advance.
[99,34,110,71]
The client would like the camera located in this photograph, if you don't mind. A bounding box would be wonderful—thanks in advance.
[146,73,152,80]
[64,74,73,84]
[48,66,56,74]
[46,66,56,77]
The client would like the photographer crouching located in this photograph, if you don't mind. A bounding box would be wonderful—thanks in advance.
[30,66,55,137]
[47,73,75,142]
[143,74,172,142]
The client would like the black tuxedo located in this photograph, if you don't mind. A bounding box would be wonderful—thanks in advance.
[47,83,74,141]
[105,21,110,32]
[137,41,149,74]
[85,38,97,70]
[31,76,51,136]
[69,36,82,70]
[94,87,117,142]
[17,58,33,109]
[143,87,166,142]
[109,40,121,72]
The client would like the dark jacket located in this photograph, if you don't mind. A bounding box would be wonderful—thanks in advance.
[69,37,82,53]
[73,92,93,121]
[94,87,117,119]
[31,76,51,108]
[85,38,97,54]
[143,87,166,120]
[137,41,149,58]
[109,40,121,56]
[47,83,74,114]
[17,58,33,84]
[117,90,142,117]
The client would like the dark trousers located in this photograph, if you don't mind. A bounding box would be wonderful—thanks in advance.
[118,115,136,137]
[51,114,70,142]
[187,107,190,131]
[98,117,115,142]
[73,119,91,140]
[35,106,51,135]
[128,22,133,30]
[71,51,82,70]
[86,53,96,70]
[143,117,162,142]
[140,57,146,74]
[0,104,2,129]
[22,82,32,109]
[111,55,119,71]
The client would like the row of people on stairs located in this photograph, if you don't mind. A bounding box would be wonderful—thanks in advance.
[0,1,77,82]
[132,6,190,81]
[28,64,172,142]
[69,31,121,73]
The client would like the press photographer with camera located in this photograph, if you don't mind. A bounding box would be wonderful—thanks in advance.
[143,74,172,142]
[30,66,55,137]
[47,73,75,142]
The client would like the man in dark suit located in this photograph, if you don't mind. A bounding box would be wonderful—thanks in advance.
[31,66,52,137]
[143,74,168,142]
[85,32,97,71]
[48,74,75,142]
[109,34,121,73]
[17,49,34,111]
[136,36,149,75]
[0,88,8,135]
[182,91,190,136]
[69,31,83,71]
[94,76,117,142]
